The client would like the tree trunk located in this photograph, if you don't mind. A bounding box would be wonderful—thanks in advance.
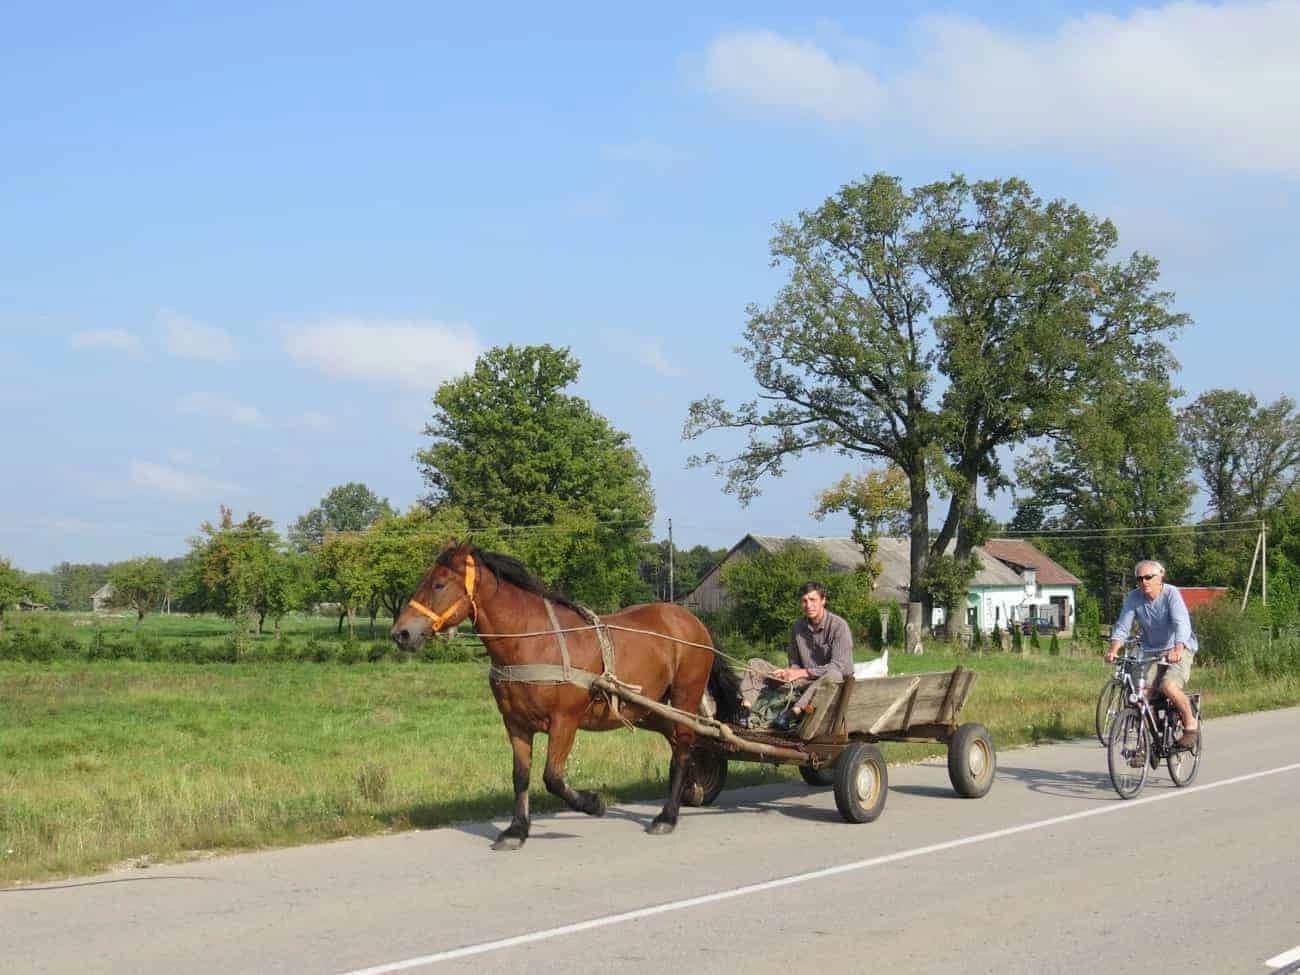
[906,602,924,655]
[337,609,346,634]
[346,606,355,641]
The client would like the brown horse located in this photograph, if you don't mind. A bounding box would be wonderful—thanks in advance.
[391,542,740,850]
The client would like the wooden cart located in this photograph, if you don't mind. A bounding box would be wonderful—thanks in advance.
[591,666,994,824]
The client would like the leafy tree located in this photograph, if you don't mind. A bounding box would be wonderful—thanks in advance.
[0,559,27,630]
[187,507,293,634]
[812,465,909,589]
[721,541,831,644]
[48,562,110,611]
[417,344,654,609]
[637,541,728,603]
[289,483,395,552]
[107,557,168,624]
[1180,390,1300,521]
[1012,375,1195,618]
[686,173,1185,645]
[720,539,876,646]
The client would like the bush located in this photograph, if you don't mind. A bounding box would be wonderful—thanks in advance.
[990,621,1002,652]
[865,606,884,653]
[970,626,984,652]
[886,602,904,649]
[1029,627,1042,651]
[1048,632,1060,656]
[1011,627,1024,653]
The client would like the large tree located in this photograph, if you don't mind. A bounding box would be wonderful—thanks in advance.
[685,173,1186,642]
[1010,375,1196,618]
[1180,389,1300,522]
[288,482,394,552]
[416,344,654,610]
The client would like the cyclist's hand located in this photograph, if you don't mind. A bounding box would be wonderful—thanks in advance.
[1104,649,1118,664]
[1166,645,1185,664]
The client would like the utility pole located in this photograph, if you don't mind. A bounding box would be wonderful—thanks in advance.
[1262,519,1268,606]
[668,518,675,603]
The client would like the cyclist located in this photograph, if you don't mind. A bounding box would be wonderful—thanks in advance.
[1105,559,1199,748]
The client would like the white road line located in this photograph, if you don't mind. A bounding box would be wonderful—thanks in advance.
[1268,945,1300,968]
[338,762,1300,975]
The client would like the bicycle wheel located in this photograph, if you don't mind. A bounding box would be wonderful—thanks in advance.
[1167,724,1202,787]
[1095,679,1124,746]
[1107,708,1149,799]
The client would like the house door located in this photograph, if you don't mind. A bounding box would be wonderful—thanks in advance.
[1050,595,1067,629]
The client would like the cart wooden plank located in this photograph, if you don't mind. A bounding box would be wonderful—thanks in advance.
[796,667,977,741]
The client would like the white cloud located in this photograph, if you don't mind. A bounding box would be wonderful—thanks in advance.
[177,392,266,427]
[68,329,140,352]
[130,460,245,499]
[161,310,236,362]
[703,3,1300,176]
[705,29,885,125]
[635,336,687,378]
[600,139,691,169]
[282,320,482,389]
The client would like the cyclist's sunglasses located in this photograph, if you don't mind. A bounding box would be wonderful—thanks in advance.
[1137,573,1160,581]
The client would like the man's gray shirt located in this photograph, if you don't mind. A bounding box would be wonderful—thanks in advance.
[789,609,855,679]
[1110,584,1199,654]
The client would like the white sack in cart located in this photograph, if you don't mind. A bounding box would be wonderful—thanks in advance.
[853,650,888,679]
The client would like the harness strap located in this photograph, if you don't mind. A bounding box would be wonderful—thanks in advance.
[544,599,574,683]
[490,600,639,719]
[489,664,597,687]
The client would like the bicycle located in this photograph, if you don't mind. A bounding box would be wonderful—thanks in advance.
[1106,650,1202,799]
[1094,655,1129,746]
[1096,634,1144,745]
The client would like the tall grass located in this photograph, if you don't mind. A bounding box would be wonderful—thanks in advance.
[2,637,1296,887]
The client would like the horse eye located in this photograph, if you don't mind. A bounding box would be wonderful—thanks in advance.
[433,582,446,590]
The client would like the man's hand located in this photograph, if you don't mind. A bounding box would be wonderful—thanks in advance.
[1104,642,1120,664]
[772,667,809,682]
[1166,644,1185,664]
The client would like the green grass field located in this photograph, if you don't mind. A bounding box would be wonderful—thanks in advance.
[2,618,1297,887]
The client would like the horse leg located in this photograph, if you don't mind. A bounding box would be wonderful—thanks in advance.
[542,718,606,818]
[649,727,693,835]
[493,729,534,851]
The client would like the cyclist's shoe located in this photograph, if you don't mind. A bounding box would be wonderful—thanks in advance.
[1174,728,1199,749]
[1127,752,1145,769]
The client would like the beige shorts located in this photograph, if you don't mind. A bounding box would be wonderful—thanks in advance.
[1145,653,1193,692]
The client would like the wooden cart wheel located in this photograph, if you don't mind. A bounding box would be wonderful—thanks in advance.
[833,741,888,824]
[680,749,728,807]
[947,722,996,798]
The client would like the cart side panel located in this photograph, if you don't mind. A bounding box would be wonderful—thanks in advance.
[799,669,978,739]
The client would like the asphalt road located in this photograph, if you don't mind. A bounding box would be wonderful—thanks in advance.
[4,707,1299,975]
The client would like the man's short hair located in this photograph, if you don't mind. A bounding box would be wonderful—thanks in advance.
[798,581,827,598]
[1134,560,1165,578]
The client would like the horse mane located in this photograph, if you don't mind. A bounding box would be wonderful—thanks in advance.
[438,544,585,615]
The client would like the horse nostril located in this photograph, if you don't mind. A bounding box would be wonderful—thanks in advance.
[397,629,410,644]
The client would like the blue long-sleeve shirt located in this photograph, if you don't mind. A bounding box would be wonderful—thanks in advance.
[1110,584,1199,654]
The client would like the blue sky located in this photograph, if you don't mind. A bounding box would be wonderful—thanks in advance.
[3,1,1298,571]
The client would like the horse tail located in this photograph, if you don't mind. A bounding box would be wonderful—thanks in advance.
[705,634,742,724]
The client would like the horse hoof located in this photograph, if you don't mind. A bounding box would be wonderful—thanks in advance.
[492,834,526,851]
[647,819,676,836]
[586,793,607,817]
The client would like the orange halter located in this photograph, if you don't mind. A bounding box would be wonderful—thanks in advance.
[406,554,479,632]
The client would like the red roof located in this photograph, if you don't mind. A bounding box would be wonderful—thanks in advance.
[1179,587,1230,613]
[982,539,1084,586]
